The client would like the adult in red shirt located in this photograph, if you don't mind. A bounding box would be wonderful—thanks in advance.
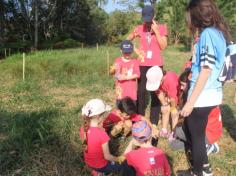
[146,66,179,138]
[128,5,168,138]
[123,120,171,176]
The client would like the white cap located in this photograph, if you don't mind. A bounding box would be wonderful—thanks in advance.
[82,99,111,117]
[146,66,163,91]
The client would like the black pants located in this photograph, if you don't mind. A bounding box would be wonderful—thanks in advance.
[184,106,216,175]
[137,66,161,146]
[137,66,161,125]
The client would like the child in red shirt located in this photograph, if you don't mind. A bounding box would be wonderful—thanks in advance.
[103,97,142,137]
[123,120,171,176]
[80,99,124,175]
[146,66,179,138]
[110,40,140,107]
[103,97,158,139]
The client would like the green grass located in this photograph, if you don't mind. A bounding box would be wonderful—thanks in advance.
[0,45,235,176]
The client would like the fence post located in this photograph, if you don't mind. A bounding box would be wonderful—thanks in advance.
[96,43,99,51]
[107,50,109,76]
[23,53,25,81]
[4,49,6,58]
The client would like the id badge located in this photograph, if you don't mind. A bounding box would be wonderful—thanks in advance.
[147,51,152,59]
[127,69,133,77]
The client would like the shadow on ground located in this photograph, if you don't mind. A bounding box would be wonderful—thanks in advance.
[0,108,90,176]
[221,104,236,142]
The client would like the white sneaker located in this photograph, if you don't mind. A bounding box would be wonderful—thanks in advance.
[202,164,213,176]
[206,143,219,155]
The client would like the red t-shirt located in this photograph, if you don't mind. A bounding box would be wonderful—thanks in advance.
[133,24,168,66]
[130,114,142,122]
[125,147,171,176]
[103,110,142,132]
[206,106,222,144]
[103,110,122,132]
[115,58,140,100]
[80,126,110,169]
[159,71,179,102]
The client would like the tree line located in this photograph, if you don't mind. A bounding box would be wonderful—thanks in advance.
[0,0,235,55]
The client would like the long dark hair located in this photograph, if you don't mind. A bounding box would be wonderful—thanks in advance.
[186,0,231,42]
[117,97,137,115]
[178,68,191,108]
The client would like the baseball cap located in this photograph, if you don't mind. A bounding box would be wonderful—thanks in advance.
[132,120,152,142]
[146,66,163,91]
[82,99,111,117]
[120,40,134,54]
[142,5,154,22]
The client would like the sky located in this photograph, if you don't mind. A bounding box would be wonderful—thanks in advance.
[103,1,127,13]
[102,0,153,13]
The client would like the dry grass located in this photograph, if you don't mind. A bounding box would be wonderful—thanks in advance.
[0,45,235,176]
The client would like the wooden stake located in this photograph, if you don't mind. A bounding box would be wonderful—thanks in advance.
[96,43,99,51]
[81,43,84,49]
[23,53,25,81]
[4,49,6,58]
[107,50,109,76]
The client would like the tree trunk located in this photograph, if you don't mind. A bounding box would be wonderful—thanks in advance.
[60,16,63,31]
[34,0,38,49]
[174,33,180,45]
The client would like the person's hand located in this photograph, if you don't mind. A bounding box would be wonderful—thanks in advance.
[137,49,145,62]
[152,124,159,138]
[117,74,127,81]
[180,102,194,117]
[116,155,126,164]
[151,20,159,34]
[109,65,116,75]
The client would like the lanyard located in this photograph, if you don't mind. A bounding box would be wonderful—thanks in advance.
[146,32,152,47]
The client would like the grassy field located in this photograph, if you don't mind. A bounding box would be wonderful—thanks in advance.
[0,45,235,176]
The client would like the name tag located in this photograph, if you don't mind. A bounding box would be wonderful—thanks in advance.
[127,69,133,77]
[149,157,155,165]
[147,51,152,59]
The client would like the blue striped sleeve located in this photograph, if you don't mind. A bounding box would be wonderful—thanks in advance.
[199,30,217,69]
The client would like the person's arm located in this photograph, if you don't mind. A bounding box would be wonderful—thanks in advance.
[127,27,145,62]
[170,98,177,108]
[102,142,122,162]
[158,91,168,106]
[151,20,168,50]
[158,91,170,114]
[139,117,159,138]
[170,98,178,115]
[181,66,211,117]
[109,64,116,75]
[124,139,139,154]
[128,74,139,80]
[127,32,136,41]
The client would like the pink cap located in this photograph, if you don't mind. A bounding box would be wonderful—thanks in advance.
[132,120,152,142]
[146,66,163,91]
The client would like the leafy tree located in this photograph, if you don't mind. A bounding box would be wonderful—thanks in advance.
[216,0,236,41]
[105,10,140,43]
